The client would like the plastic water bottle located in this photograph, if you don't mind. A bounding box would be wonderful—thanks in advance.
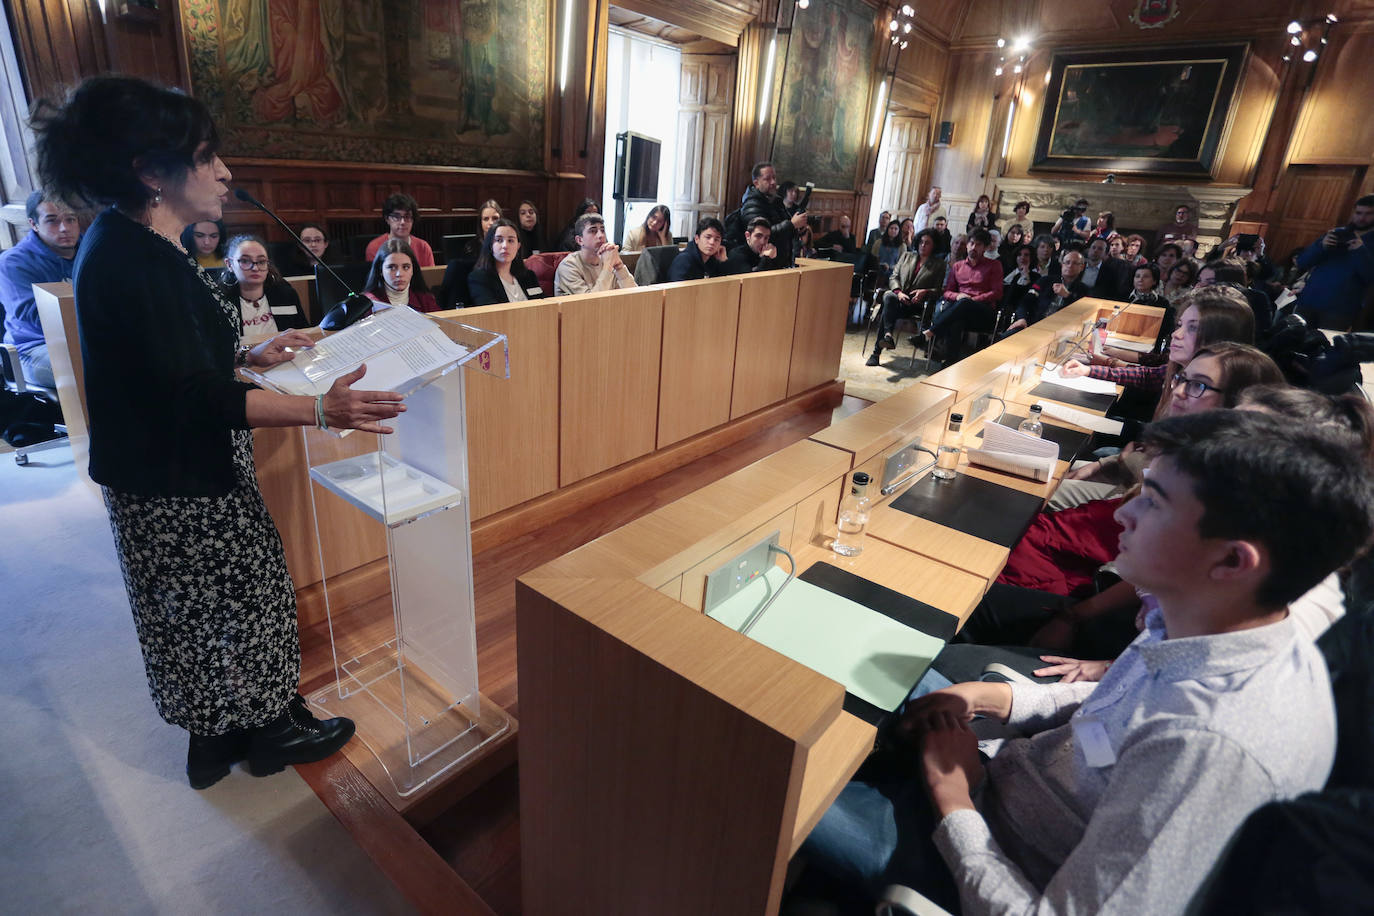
[1018,404,1045,438]
[832,472,872,557]
[932,413,964,480]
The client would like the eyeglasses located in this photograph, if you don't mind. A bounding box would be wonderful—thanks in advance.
[1170,373,1221,399]
[385,213,414,223]
[236,258,270,270]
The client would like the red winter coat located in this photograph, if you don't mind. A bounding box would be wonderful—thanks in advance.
[996,497,1124,598]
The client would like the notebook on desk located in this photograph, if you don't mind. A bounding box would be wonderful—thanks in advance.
[1028,381,1118,413]
[983,414,1092,463]
[707,561,958,725]
[887,473,1045,548]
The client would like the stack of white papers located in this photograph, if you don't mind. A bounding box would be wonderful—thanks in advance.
[1038,402,1124,436]
[967,421,1058,482]
[1039,365,1119,395]
[255,307,469,397]
[1105,335,1156,354]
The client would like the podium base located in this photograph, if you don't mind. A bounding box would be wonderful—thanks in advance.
[308,642,513,799]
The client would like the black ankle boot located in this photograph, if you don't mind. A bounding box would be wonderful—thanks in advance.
[246,696,355,777]
[187,729,249,790]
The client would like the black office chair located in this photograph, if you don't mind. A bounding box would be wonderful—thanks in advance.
[439,258,476,310]
[1,342,66,466]
[632,245,681,286]
[442,233,477,263]
[314,262,370,315]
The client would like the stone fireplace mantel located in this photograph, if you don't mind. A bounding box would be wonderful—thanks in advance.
[994,178,1252,253]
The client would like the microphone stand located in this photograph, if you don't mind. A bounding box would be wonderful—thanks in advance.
[232,189,373,331]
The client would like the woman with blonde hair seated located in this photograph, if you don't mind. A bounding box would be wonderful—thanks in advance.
[623,205,673,251]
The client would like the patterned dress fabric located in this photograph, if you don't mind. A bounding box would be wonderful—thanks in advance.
[101,226,298,735]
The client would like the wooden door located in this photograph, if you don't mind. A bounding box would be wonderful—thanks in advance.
[674,53,735,231]
[870,114,928,222]
[1266,165,1368,263]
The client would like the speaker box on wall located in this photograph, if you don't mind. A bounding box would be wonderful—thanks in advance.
[934,121,954,147]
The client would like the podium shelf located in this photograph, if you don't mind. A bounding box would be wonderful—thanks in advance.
[309,452,463,527]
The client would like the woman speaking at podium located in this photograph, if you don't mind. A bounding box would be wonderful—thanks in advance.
[33,77,405,789]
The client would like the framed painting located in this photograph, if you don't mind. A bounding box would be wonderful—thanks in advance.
[1031,44,1248,178]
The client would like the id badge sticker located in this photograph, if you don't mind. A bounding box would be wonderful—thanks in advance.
[525,287,543,296]
[270,305,299,316]
[1071,715,1117,768]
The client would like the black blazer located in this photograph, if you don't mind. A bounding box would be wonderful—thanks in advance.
[667,241,731,282]
[467,265,547,306]
[1087,258,1131,300]
[74,209,256,497]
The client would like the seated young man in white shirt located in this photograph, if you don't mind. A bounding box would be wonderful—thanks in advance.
[797,409,1374,914]
[553,213,636,296]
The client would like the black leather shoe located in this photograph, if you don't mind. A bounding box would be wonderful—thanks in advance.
[246,697,355,777]
[865,352,881,366]
[880,333,896,350]
[187,729,249,790]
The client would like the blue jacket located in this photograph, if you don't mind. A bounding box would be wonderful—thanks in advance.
[1295,229,1374,326]
[0,231,75,355]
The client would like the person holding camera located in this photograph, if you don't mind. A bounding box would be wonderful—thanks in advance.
[1293,195,1374,330]
[1052,199,1091,249]
[741,162,806,268]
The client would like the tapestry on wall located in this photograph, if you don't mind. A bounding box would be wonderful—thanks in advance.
[771,0,874,190]
[183,0,546,169]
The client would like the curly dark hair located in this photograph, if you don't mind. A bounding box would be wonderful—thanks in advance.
[33,76,219,213]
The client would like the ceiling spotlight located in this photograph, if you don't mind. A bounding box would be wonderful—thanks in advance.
[1321,37,1328,44]
[1013,63,1022,73]
[1281,53,1291,61]
[890,19,899,31]
[1012,35,1031,53]
[902,4,913,15]
[1286,20,1302,33]
[891,36,898,45]
[900,40,908,49]
[996,38,1006,48]
[797,0,808,7]
[903,22,912,33]
[1303,48,1318,62]
[1290,35,1301,45]
[994,65,1004,76]
[1327,13,1338,23]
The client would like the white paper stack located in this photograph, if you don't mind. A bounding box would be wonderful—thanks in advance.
[1038,401,1124,436]
[967,421,1059,482]
[1039,365,1119,394]
[256,306,469,397]
[1105,335,1156,354]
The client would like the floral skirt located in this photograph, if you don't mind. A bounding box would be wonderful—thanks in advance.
[103,430,299,735]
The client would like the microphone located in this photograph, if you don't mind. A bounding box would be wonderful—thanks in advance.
[232,188,372,331]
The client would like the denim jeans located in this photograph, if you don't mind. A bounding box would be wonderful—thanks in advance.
[796,667,962,913]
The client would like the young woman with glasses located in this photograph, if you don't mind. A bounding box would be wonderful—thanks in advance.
[218,234,308,345]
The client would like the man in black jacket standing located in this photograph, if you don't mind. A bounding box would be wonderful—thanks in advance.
[741,161,807,268]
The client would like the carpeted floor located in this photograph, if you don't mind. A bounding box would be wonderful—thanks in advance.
[835,322,935,404]
[0,445,413,914]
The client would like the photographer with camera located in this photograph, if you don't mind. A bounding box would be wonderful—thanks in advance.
[740,161,807,268]
[1293,195,1374,330]
[1051,198,1092,249]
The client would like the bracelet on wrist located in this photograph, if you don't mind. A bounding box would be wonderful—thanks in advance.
[314,394,329,431]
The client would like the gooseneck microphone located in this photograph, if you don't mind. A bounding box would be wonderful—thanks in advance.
[232,188,373,331]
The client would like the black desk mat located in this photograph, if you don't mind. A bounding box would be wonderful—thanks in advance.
[980,414,1092,463]
[887,473,1045,548]
[799,562,960,726]
[1028,381,1117,413]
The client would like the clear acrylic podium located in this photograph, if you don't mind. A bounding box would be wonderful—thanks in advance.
[252,307,513,797]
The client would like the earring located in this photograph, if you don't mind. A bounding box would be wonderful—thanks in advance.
[154,187,162,205]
